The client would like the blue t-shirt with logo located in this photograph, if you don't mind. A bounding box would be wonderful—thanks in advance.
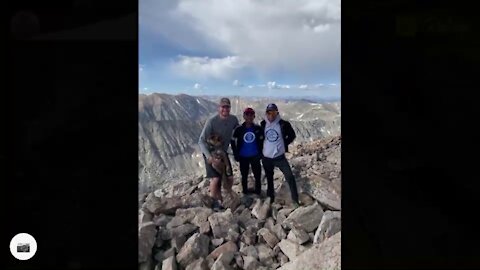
[239,127,259,157]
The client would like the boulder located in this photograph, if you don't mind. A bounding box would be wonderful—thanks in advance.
[282,204,324,232]
[251,198,271,220]
[146,196,185,215]
[139,209,153,224]
[276,208,294,224]
[240,245,258,259]
[208,241,238,260]
[139,221,157,263]
[208,209,239,239]
[277,239,307,261]
[184,193,213,208]
[139,256,154,270]
[257,228,280,248]
[226,228,240,242]
[277,251,289,266]
[176,233,210,268]
[222,191,241,211]
[199,221,211,234]
[298,193,315,206]
[171,235,187,252]
[314,210,341,244]
[162,256,177,270]
[211,238,224,247]
[256,244,275,266]
[185,257,208,270]
[240,227,257,245]
[272,224,287,240]
[278,232,340,270]
[287,227,310,245]
[242,256,260,270]
[234,253,244,269]
[302,176,341,210]
[161,224,198,240]
[153,214,173,227]
[211,259,233,270]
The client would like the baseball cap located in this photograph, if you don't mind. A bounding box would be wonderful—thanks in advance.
[266,103,278,111]
[219,97,231,106]
[243,107,255,114]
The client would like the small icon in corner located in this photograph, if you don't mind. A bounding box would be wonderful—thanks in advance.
[10,233,37,260]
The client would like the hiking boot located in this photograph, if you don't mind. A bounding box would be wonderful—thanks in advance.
[212,200,224,211]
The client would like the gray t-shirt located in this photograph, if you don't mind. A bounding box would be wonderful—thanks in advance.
[199,114,239,159]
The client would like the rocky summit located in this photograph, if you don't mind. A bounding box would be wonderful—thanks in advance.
[138,135,341,269]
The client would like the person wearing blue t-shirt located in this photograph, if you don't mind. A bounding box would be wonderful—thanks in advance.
[232,108,265,195]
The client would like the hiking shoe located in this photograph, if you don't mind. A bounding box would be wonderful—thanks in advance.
[212,200,224,211]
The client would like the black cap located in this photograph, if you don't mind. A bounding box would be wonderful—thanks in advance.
[266,103,278,111]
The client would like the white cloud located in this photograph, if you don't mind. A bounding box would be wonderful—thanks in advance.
[248,85,254,89]
[171,55,248,80]
[329,83,337,86]
[141,0,340,78]
[193,83,201,89]
[139,64,144,72]
[278,84,290,89]
[233,79,244,87]
[299,84,308,89]
[267,81,277,89]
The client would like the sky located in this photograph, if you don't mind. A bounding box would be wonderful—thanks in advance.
[139,0,340,99]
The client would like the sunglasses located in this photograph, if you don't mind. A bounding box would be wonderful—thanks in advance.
[221,105,231,109]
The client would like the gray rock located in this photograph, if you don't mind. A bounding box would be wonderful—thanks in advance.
[185,192,213,208]
[303,176,341,210]
[277,239,307,261]
[146,196,185,215]
[217,251,235,265]
[223,191,241,211]
[287,227,310,245]
[208,209,239,239]
[162,255,177,270]
[139,221,157,263]
[272,224,287,240]
[139,256,154,270]
[139,209,153,224]
[154,214,173,227]
[277,232,340,270]
[198,179,210,189]
[161,223,198,240]
[240,227,257,245]
[240,196,255,208]
[314,210,341,244]
[276,208,294,224]
[185,257,208,270]
[298,193,315,206]
[256,244,275,266]
[211,238,224,247]
[208,241,238,260]
[234,253,244,269]
[226,228,240,242]
[163,247,176,260]
[242,255,260,270]
[264,217,275,232]
[282,204,324,232]
[240,245,259,259]
[257,228,280,248]
[251,198,271,220]
[199,221,211,234]
[277,252,289,266]
[176,233,210,268]
[171,235,187,252]
[211,258,233,270]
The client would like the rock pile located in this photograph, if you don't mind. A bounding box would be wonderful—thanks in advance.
[139,136,341,270]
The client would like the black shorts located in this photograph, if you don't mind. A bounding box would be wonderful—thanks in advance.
[203,153,233,178]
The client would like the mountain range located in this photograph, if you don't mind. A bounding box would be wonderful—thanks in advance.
[139,93,341,193]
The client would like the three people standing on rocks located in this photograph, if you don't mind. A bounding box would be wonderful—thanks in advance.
[199,97,300,210]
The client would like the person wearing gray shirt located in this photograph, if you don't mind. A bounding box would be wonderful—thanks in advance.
[199,97,239,210]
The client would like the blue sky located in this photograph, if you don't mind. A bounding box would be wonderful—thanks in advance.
[139,0,340,98]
